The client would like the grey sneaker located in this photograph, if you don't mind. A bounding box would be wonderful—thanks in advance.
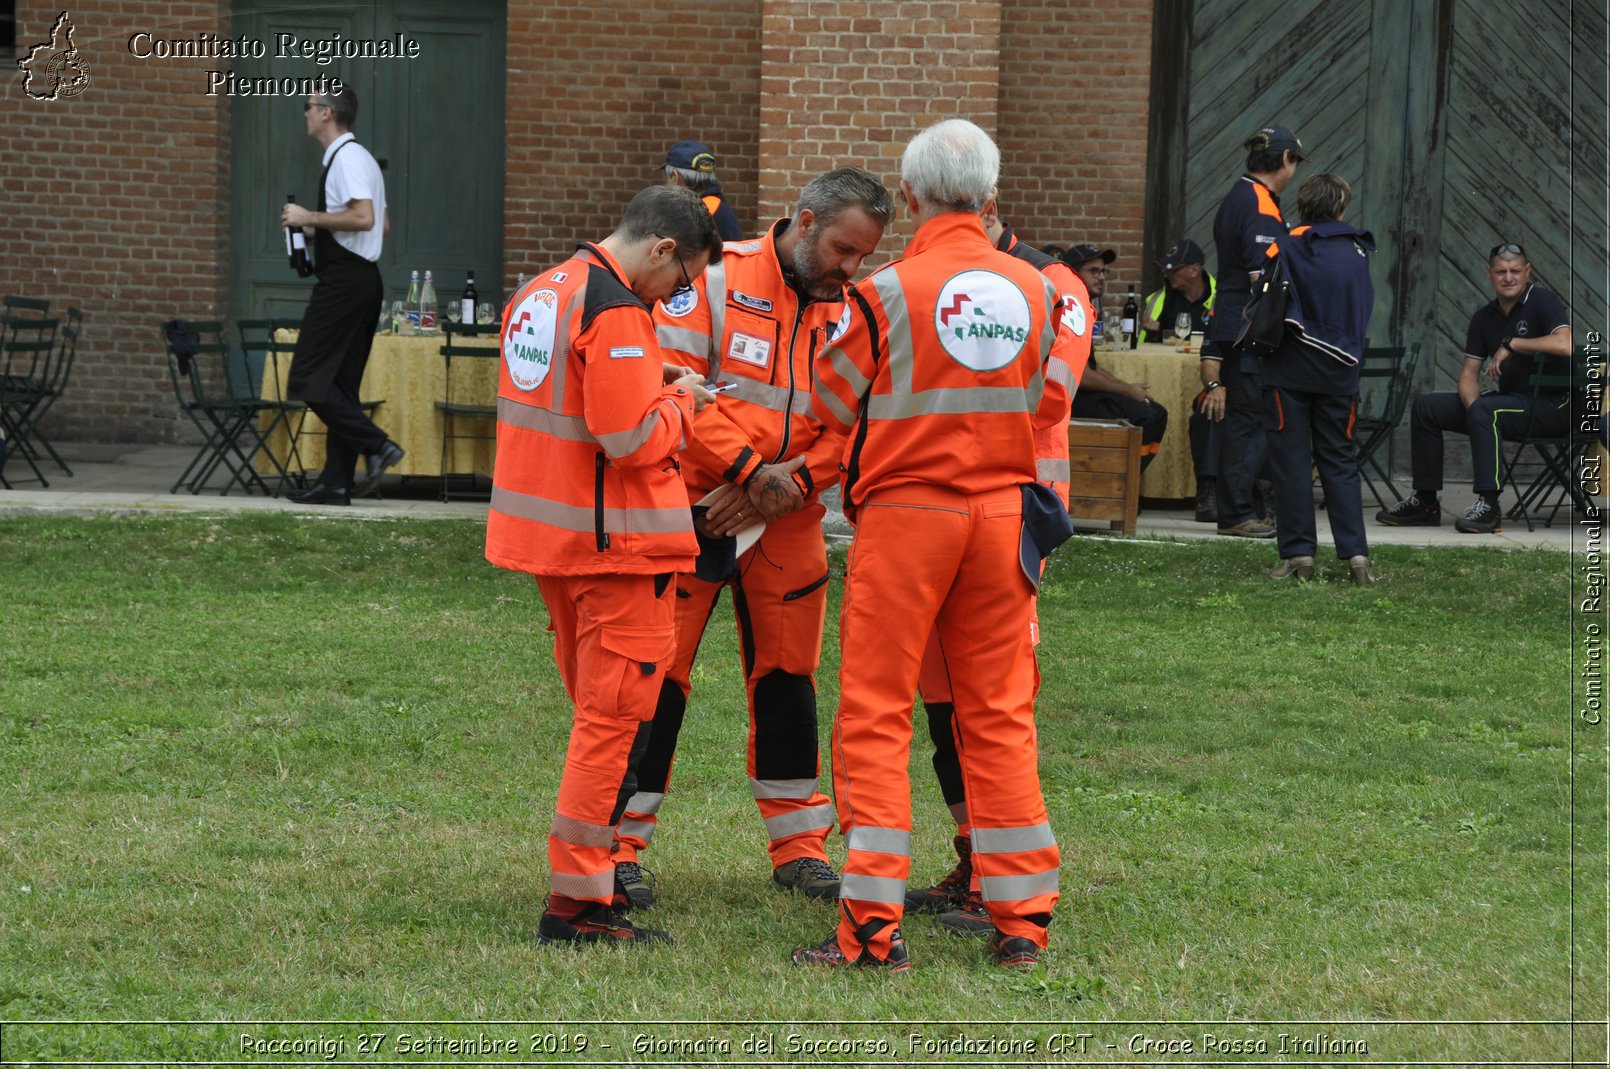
[1268,556,1315,581]
[772,857,841,900]
[1376,493,1441,526]
[1454,497,1502,534]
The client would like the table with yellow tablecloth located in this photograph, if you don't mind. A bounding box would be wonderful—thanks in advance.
[259,330,499,481]
[1093,339,1206,500]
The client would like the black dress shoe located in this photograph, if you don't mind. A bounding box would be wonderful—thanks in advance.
[355,441,406,497]
[290,483,351,506]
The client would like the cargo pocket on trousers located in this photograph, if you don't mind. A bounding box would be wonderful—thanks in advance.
[596,624,676,721]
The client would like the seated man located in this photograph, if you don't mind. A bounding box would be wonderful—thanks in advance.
[1059,243,1168,470]
[1142,239,1220,520]
[1376,243,1573,533]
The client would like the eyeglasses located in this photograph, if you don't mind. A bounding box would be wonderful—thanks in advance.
[303,100,328,112]
[1082,266,1109,277]
[1489,242,1526,260]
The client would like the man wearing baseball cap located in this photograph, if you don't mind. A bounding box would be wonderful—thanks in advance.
[1058,242,1169,472]
[1201,123,1305,538]
[663,139,743,240]
[1141,238,1221,521]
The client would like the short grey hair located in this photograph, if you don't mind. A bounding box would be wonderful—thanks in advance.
[665,165,718,194]
[795,166,893,229]
[900,119,999,213]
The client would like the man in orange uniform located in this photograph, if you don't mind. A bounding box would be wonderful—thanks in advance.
[610,167,892,908]
[485,185,721,946]
[906,198,1090,932]
[795,120,1070,971]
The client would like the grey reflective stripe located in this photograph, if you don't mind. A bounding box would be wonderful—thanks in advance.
[865,384,1041,420]
[551,811,615,849]
[813,345,869,427]
[551,869,613,900]
[972,822,1057,854]
[595,406,669,459]
[498,396,595,443]
[490,485,693,535]
[656,324,713,359]
[840,872,907,904]
[870,269,915,394]
[706,261,728,382]
[979,868,1060,902]
[1045,353,1075,392]
[618,818,656,842]
[845,826,911,856]
[763,804,836,840]
[724,377,794,413]
[626,791,665,815]
[750,777,820,800]
[1037,458,1070,482]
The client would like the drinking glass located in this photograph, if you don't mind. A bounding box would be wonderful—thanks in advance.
[388,300,406,335]
[1103,313,1123,347]
[1174,312,1193,343]
[477,301,496,325]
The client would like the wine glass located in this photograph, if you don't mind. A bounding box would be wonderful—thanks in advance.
[477,301,495,325]
[388,300,405,335]
[1174,312,1193,344]
[1103,313,1123,348]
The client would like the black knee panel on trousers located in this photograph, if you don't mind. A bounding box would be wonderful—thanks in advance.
[923,701,966,807]
[631,680,687,794]
[609,717,658,826]
[752,670,820,780]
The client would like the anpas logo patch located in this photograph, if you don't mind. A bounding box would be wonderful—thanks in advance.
[504,288,560,391]
[934,270,1031,372]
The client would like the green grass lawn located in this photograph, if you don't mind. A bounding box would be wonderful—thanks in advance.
[0,513,1601,1064]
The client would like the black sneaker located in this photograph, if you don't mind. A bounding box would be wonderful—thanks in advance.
[905,834,972,912]
[773,857,841,900]
[535,901,670,946]
[1455,497,1502,534]
[1376,493,1441,526]
[791,928,913,972]
[988,933,1041,969]
[614,861,655,910]
[935,892,996,937]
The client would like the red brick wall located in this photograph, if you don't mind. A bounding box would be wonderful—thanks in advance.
[4,1,231,443]
[997,0,1154,299]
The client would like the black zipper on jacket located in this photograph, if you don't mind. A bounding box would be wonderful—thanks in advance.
[594,452,609,551]
[773,302,807,463]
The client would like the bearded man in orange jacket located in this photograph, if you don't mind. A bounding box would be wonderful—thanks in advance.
[485,185,721,947]
[609,167,892,909]
[796,120,1071,972]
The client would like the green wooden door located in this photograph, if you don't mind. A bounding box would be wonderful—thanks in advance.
[228,0,505,328]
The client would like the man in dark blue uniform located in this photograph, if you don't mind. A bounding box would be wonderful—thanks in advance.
[1200,124,1304,538]
[663,140,743,241]
[1376,244,1573,533]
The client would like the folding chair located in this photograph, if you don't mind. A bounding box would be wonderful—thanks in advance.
[236,318,313,494]
[1501,346,1593,531]
[162,319,274,496]
[0,303,60,488]
[269,319,384,487]
[1352,343,1421,508]
[436,320,500,501]
[9,306,83,478]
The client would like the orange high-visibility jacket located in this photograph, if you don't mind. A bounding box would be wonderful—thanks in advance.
[485,242,699,576]
[653,220,845,500]
[812,212,1059,520]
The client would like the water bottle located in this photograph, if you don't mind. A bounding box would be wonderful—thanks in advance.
[405,271,421,330]
[419,271,438,331]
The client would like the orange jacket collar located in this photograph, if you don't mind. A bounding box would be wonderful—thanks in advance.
[906,211,992,258]
[578,241,636,296]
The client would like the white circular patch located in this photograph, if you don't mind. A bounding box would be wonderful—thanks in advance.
[661,286,699,318]
[934,270,1032,371]
[504,288,560,392]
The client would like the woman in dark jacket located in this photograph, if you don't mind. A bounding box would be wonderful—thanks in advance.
[1261,173,1378,584]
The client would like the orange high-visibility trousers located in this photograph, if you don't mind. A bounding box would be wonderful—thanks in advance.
[834,484,1059,958]
[536,570,676,905]
[616,502,835,867]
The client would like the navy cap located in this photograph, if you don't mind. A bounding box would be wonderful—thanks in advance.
[1060,243,1117,268]
[1159,239,1205,270]
[1251,124,1305,161]
[665,140,717,173]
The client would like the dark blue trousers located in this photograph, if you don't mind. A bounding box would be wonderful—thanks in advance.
[1263,385,1369,560]
[1410,391,1570,494]
[1214,350,1268,524]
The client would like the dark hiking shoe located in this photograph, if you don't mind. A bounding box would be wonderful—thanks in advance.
[773,857,841,900]
[988,933,1042,969]
[935,892,996,937]
[1454,497,1502,534]
[905,834,972,912]
[791,928,912,972]
[1376,493,1441,526]
[536,901,670,946]
[614,861,655,910]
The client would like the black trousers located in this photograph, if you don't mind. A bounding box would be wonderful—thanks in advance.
[1410,391,1570,494]
[1213,347,1269,524]
[289,252,386,490]
[1070,389,1169,471]
[1263,386,1369,560]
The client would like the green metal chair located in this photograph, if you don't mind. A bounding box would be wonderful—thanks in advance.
[436,320,500,501]
[163,319,273,496]
[1352,343,1421,508]
[1501,345,1597,530]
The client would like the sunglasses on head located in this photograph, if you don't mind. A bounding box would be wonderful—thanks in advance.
[1489,242,1526,261]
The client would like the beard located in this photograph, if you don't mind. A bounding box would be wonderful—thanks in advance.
[791,233,849,301]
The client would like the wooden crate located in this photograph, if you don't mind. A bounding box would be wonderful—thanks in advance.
[1066,418,1141,535]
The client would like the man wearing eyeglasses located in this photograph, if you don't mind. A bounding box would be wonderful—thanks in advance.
[609,168,892,912]
[1056,243,1169,471]
[486,185,722,947]
[1376,243,1573,533]
[280,88,402,506]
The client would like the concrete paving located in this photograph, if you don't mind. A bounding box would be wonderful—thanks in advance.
[0,440,1594,553]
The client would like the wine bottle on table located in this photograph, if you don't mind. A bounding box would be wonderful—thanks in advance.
[1122,287,1139,349]
[461,271,478,327]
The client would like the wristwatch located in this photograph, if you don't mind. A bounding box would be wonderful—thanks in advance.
[1205,380,1223,391]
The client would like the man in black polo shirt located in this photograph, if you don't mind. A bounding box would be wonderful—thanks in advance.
[1201,124,1304,538]
[1377,244,1573,533]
